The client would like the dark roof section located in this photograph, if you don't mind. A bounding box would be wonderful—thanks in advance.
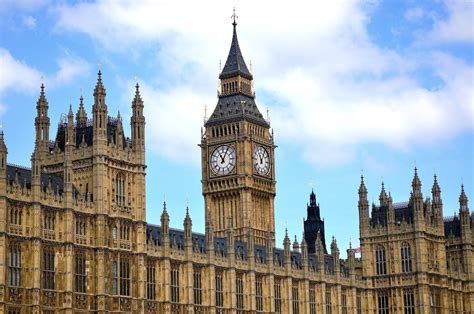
[52,117,129,151]
[205,94,269,128]
[444,215,461,238]
[371,201,414,226]
[6,164,79,196]
[219,23,252,80]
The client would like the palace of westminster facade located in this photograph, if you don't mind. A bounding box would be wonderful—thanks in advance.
[0,19,473,314]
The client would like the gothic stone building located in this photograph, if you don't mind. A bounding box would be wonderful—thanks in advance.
[0,19,473,314]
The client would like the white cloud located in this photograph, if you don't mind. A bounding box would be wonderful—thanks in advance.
[53,0,473,167]
[429,0,474,43]
[0,48,42,93]
[0,48,91,121]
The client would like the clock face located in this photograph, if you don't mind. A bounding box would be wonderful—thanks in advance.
[254,146,270,176]
[210,145,236,176]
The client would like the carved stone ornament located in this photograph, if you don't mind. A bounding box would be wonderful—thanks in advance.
[8,287,23,304]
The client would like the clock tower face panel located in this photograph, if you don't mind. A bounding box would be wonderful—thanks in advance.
[209,144,236,176]
[253,145,271,176]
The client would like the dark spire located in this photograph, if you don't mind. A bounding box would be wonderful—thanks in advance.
[309,188,316,206]
[219,8,252,80]
[205,13,268,128]
[304,187,326,254]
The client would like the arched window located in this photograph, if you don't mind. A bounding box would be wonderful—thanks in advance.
[401,242,412,273]
[376,245,387,275]
[116,174,125,207]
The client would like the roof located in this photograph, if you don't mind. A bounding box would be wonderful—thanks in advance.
[219,23,252,80]
[205,94,269,128]
[6,164,79,196]
[444,215,461,238]
[205,22,269,128]
[52,117,129,151]
[371,201,414,225]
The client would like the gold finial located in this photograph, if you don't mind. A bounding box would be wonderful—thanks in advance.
[231,7,238,26]
[80,87,83,97]
[219,59,221,71]
[250,60,252,73]
[266,107,270,122]
[98,62,101,71]
[309,180,314,189]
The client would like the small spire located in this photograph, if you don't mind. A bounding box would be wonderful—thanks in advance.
[231,7,238,26]
[412,166,421,191]
[359,174,367,194]
[459,184,469,211]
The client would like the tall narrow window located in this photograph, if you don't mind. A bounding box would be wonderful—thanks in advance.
[376,245,387,275]
[236,274,244,313]
[326,290,332,314]
[403,289,415,314]
[75,218,87,236]
[44,211,55,231]
[9,208,22,225]
[8,243,21,286]
[378,290,389,314]
[171,266,180,304]
[215,272,224,312]
[342,290,348,314]
[309,286,317,314]
[120,258,130,296]
[292,285,299,314]
[193,269,202,306]
[401,242,412,273]
[274,280,282,314]
[43,247,55,290]
[357,291,362,314]
[256,277,263,312]
[112,260,118,295]
[430,288,441,314]
[75,252,87,293]
[116,174,125,207]
[147,263,156,300]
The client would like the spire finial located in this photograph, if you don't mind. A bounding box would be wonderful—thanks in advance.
[231,7,238,26]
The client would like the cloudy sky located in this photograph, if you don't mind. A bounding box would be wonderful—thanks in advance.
[1,0,472,254]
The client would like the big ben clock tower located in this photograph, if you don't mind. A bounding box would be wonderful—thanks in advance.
[201,15,276,245]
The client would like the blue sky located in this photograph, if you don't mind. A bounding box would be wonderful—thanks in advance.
[0,0,472,256]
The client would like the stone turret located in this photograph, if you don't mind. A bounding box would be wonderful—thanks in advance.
[431,175,444,228]
[283,228,291,269]
[161,202,170,255]
[76,95,88,127]
[0,130,7,233]
[411,167,424,225]
[34,83,50,154]
[92,70,108,142]
[358,175,369,235]
[131,83,145,162]
[292,235,300,252]
[331,236,340,275]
